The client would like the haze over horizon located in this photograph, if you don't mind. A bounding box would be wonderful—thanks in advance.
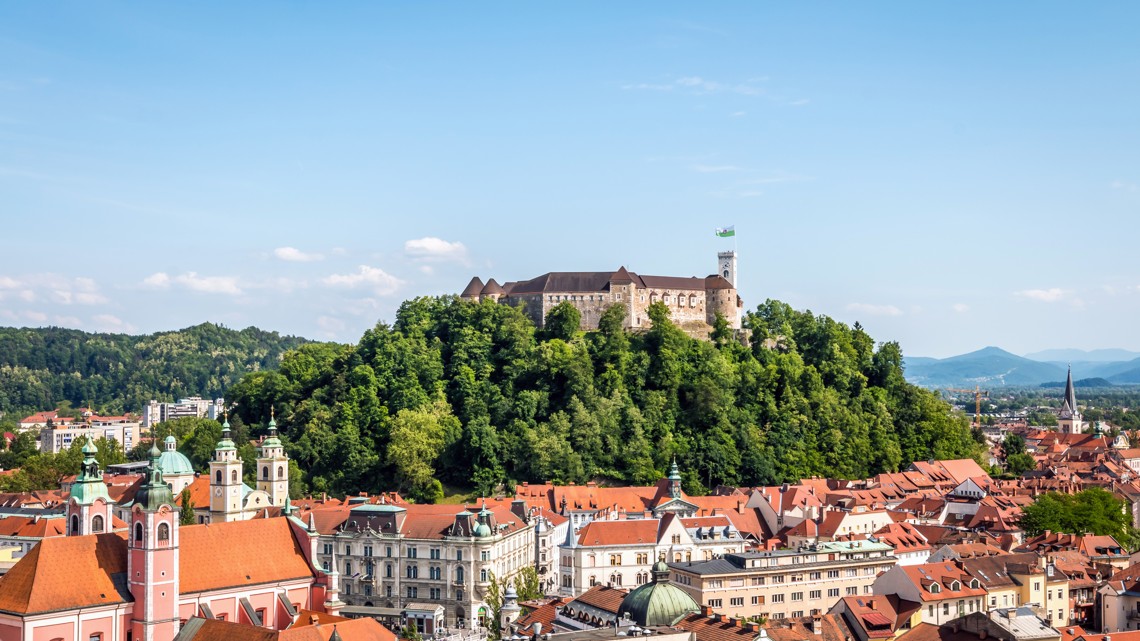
[2,3,1139,358]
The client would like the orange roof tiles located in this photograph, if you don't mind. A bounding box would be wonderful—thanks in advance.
[0,515,67,538]
[570,585,628,614]
[179,518,315,593]
[0,532,128,615]
[575,519,660,547]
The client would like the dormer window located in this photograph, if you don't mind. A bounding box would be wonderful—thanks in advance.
[970,579,980,589]
[928,582,941,594]
[949,580,961,591]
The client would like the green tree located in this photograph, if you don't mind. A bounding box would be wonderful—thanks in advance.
[513,566,542,601]
[179,487,196,526]
[543,302,581,342]
[1020,488,1139,549]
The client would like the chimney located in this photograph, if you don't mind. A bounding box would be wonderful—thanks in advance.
[701,606,713,617]
[737,500,746,514]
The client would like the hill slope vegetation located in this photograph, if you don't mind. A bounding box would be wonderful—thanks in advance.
[227,297,984,500]
[0,323,312,418]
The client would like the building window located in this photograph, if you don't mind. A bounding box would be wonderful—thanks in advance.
[752,596,761,605]
[364,545,373,557]
[231,470,238,482]
[846,587,857,596]
[407,565,418,579]
[810,590,821,599]
[709,599,723,608]
[481,568,488,583]
[407,587,418,599]
[256,608,267,626]
[92,514,104,533]
[431,548,441,560]
[430,566,442,580]
[408,547,417,558]
[772,594,785,603]
[610,554,622,566]
[387,546,393,557]
[262,466,269,480]
[158,522,170,542]
[828,588,839,598]
[827,570,839,579]
[791,592,803,602]
[215,470,222,484]
[457,550,463,562]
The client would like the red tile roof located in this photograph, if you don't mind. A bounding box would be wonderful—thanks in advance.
[0,532,128,615]
[179,518,315,593]
[575,519,660,547]
[570,585,628,614]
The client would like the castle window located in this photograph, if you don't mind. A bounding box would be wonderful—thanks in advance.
[92,514,104,533]
[158,522,170,542]
[689,295,696,307]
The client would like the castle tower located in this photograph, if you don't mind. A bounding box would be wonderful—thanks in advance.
[67,433,114,536]
[257,410,290,507]
[717,251,737,287]
[128,444,180,641]
[209,417,245,522]
[668,458,683,499]
[1058,366,1084,434]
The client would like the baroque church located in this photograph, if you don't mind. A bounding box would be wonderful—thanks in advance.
[0,419,358,641]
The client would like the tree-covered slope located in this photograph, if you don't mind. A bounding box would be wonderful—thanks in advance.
[227,297,984,500]
[0,323,313,417]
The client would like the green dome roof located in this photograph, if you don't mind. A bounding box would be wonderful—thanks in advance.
[617,561,699,627]
[158,436,195,476]
[135,444,175,511]
[474,522,492,537]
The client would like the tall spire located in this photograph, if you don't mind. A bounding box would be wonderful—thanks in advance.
[135,443,175,510]
[71,432,111,505]
[1062,365,1078,414]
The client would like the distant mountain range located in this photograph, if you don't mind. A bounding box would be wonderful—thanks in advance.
[903,346,1140,388]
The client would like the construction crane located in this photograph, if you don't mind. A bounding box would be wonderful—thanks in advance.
[945,386,990,427]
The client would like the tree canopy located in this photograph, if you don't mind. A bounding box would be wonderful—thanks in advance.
[224,296,983,498]
[1019,487,1139,550]
[0,323,313,417]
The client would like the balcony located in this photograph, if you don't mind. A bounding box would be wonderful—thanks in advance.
[1126,611,1140,622]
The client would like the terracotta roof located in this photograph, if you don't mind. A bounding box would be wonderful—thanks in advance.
[175,615,397,641]
[179,518,315,593]
[570,585,628,614]
[674,613,764,641]
[837,595,921,638]
[900,563,987,602]
[896,623,992,641]
[175,475,212,509]
[761,613,857,641]
[0,515,67,538]
[0,532,129,614]
[516,598,566,630]
[575,519,660,547]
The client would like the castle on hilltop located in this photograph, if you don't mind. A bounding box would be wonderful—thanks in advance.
[460,251,742,333]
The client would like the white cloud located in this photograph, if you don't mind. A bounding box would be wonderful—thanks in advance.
[274,247,324,262]
[846,303,903,317]
[404,237,469,264]
[322,265,403,296]
[143,271,241,295]
[789,98,810,106]
[1015,288,1066,303]
[0,273,107,305]
[1111,180,1138,192]
[175,272,242,295]
[142,272,171,288]
[92,314,136,333]
[730,111,746,117]
[23,310,47,322]
[952,303,970,313]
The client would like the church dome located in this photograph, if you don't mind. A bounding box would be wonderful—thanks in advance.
[157,436,195,476]
[617,561,699,627]
[474,522,492,538]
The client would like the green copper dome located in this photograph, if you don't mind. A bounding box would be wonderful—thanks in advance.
[157,435,195,476]
[134,444,175,511]
[474,522,492,537]
[617,561,699,627]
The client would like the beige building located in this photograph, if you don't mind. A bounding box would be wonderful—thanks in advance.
[559,513,747,598]
[669,540,897,621]
[460,251,742,333]
[871,562,987,626]
[39,418,138,453]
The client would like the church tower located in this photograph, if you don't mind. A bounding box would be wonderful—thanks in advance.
[668,458,683,499]
[257,410,290,507]
[67,433,114,536]
[209,417,245,522]
[1058,366,1084,434]
[128,444,180,641]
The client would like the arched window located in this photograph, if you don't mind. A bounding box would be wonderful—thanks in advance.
[134,523,144,542]
[278,465,285,479]
[158,522,170,542]
[456,566,464,583]
[262,466,269,480]
[92,514,105,533]
[70,515,79,534]
[215,470,222,484]
[231,470,238,483]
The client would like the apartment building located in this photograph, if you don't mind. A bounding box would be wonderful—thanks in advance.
[871,562,987,626]
[39,417,138,453]
[669,540,897,621]
[304,498,543,629]
[559,513,747,597]
[142,396,224,428]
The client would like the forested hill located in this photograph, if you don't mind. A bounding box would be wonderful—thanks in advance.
[227,297,985,501]
[0,323,313,418]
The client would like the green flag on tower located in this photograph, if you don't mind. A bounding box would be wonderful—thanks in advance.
[715,225,735,237]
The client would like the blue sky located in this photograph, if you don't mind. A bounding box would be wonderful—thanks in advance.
[1,3,1138,358]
